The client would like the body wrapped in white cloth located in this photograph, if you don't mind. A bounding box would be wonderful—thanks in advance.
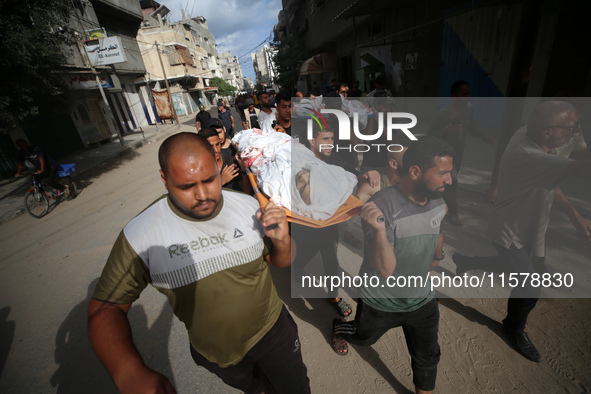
[232,128,357,220]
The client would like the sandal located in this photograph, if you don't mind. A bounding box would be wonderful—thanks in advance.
[332,318,349,356]
[344,232,362,248]
[329,298,352,317]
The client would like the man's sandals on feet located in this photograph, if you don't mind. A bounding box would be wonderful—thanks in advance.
[332,318,350,356]
[329,298,352,317]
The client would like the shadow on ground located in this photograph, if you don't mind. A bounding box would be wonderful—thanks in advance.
[73,149,141,193]
[50,279,175,393]
[0,307,15,382]
[270,266,413,393]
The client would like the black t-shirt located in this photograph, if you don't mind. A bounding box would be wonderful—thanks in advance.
[221,153,244,192]
[218,110,233,131]
[348,88,362,98]
[221,143,237,157]
[237,103,247,121]
[195,111,211,127]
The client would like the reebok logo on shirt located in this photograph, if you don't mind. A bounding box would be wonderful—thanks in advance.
[168,233,228,258]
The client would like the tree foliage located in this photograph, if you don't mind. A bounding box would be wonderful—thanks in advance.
[209,77,237,96]
[0,0,74,132]
[272,35,305,95]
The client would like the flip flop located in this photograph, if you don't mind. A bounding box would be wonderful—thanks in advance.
[329,298,352,317]
[332,318,349,356]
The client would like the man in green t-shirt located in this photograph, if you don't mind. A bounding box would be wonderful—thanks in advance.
[333,137,454,394]
[88,133,309,393]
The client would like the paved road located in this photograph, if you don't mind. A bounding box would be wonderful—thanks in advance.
[0,114,590,393]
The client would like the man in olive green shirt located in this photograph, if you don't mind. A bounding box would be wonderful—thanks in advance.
[88,132,309,393]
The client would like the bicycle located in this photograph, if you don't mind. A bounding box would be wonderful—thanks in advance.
[24,163,78,218]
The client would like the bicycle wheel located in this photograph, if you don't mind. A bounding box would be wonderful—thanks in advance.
[60,176,78,200]
[24,190,49,218]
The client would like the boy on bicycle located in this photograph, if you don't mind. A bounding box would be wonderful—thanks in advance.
[15,139,65,195]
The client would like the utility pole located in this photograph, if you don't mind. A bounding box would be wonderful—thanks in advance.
[94,71,125,147]
[155,41,179,125]
[82,37,125,147]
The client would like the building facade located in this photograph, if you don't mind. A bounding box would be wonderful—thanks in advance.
[5,0,150,163]
[251,45,278,91]
[136,1,240,117]
[219,51,245,92]
[274,0,591,100]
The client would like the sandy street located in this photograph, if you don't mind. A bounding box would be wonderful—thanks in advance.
[0,121,589,393]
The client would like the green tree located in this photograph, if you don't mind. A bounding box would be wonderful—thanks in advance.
[0,0,75,132]
[272,35,305,94]
[209,77,237,96]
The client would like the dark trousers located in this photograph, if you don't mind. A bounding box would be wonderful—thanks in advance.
[337,298,440,391]
[190,306,310,394]
[495,243,542,333]
[37,167,63,191]
[464,243,542,332]
[291,224,340,297]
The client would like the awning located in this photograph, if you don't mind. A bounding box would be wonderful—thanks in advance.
[360,53,384,67]
[188,86,219,93]
[299,53,336,75]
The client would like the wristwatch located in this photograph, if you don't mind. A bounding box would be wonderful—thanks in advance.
[434,250,445,261]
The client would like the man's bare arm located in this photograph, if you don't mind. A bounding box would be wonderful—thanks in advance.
[362,202,396,278]
[561,157,591,179]
[38,156,46,174]
[355,181,380,203]
[553,187,591,241]
[258,202,292,268]
[431,233,445,269]
[88,299,176,393]
[15,161,24,176]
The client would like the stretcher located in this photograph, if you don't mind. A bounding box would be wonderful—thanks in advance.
[246,168,363,228]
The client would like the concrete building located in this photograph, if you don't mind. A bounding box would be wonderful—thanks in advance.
[137,2,224,118]
[243,77,255,93]
[274,0,591,100]
[251,45,278,91]
[219,51,245,92]
[6,0,150,162]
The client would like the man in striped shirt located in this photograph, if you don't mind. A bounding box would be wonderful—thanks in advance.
[88,132,309,393]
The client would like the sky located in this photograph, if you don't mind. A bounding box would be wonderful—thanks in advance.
[165,0,281,82]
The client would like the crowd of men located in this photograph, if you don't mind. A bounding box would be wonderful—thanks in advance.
[87,77,590,393]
